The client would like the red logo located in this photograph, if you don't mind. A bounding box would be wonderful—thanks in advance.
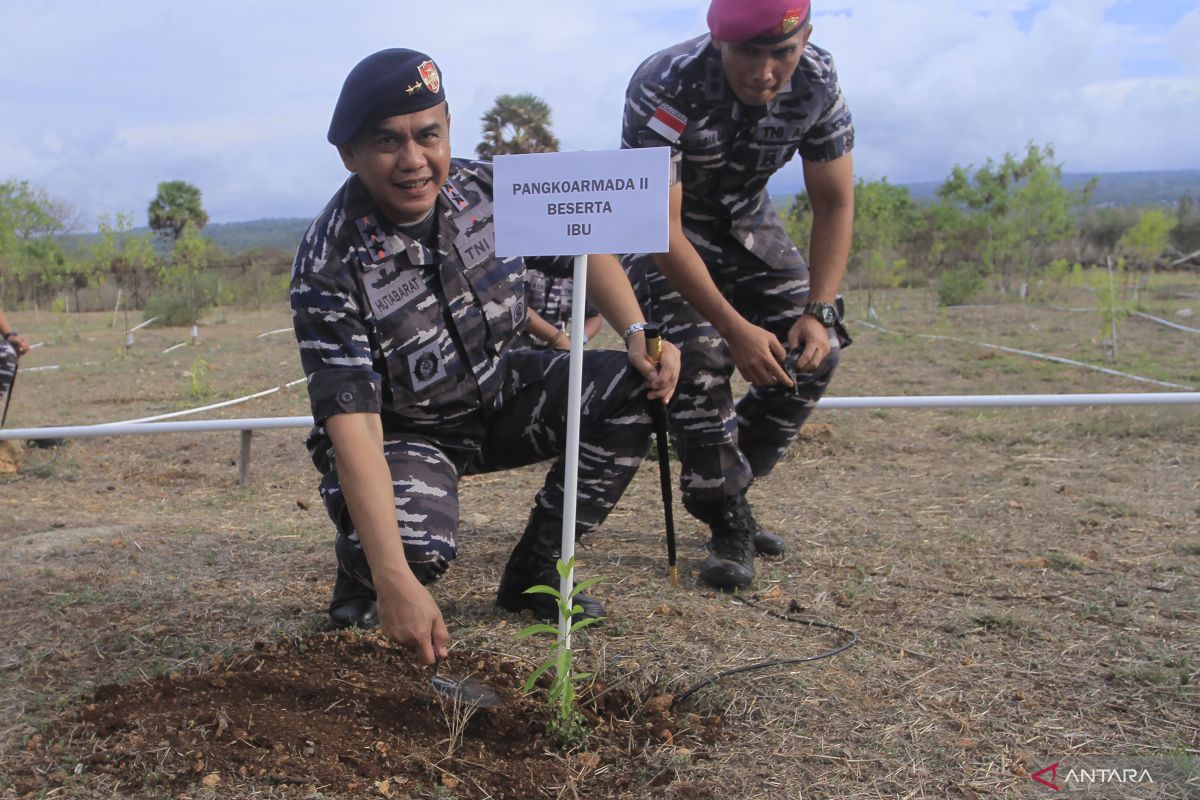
[1032,763,1061,791]
[418,60,440,94]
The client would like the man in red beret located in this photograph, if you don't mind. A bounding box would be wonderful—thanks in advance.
[621,0,854,590]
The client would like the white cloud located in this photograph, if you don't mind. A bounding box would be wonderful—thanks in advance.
[0,0,1196,225]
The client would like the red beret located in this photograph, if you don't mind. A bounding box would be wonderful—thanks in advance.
[707,0,811,44]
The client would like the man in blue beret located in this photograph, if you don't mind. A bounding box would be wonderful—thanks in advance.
[621,0,854,590]
[292,49,679,664]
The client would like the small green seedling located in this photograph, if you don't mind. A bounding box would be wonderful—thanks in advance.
[516,556,604,746]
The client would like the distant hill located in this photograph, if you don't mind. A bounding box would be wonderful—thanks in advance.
[773,169,1200,210]
[203,218,310,253]
[63,170,1199,256]
[64,217,310,256]
[902,170,1200,207]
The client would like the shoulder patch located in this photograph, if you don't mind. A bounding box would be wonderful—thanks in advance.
[441,180,470,212]
[647,103,687,143]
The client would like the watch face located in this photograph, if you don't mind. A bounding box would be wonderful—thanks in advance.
[807,303,837,326]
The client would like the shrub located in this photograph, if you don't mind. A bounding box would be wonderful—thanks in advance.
[936,265,985,306]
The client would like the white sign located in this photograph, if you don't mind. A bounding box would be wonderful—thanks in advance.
[493,147,670,257]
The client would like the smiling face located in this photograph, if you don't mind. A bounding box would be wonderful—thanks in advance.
[713,25,811,106]
[337,102,451,225]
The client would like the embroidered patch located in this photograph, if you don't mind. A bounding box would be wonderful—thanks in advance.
[407,340,447,391]
[354,215,394,264]
[441,181,470,211]
[779,7,806,35]
[510,294,525,327]
[647,103,687,143]
[418,60,440,93]
[364,265,426,320]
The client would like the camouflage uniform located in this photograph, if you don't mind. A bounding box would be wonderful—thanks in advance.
[510,271,597,350]
[291,159,653,586]
[0,340,16,416]
[620,34,853,502]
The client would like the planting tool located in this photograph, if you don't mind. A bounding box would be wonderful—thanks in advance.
[431,656,501,709]
[0,362,17,430]
[644,325,677,586]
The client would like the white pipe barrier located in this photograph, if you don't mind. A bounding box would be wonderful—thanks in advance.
[856,320,1194,390]
[3,393,1199,442]
[1132,311,1200,334]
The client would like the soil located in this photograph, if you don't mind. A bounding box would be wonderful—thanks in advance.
[7,632,720,799]
[1,284,1198,798]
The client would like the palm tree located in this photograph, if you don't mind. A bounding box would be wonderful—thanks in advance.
[476,93,560,158]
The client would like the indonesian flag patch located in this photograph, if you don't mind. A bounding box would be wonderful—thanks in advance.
[647,103,687,143]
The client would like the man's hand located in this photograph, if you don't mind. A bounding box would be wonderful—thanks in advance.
[786,314,832,374]
[375,575,450,666]
[726,319,793,388]
[6,334,29,356]
[625,332,681,403]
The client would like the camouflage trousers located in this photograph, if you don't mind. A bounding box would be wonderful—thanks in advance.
[623,223,840,503]
[317,349,653,586]
[0,341,16,419]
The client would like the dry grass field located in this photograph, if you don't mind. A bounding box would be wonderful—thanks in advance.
[0,279,1197,798]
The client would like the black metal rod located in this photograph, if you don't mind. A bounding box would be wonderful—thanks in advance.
[643,326,677,585]
[0,361,18,430]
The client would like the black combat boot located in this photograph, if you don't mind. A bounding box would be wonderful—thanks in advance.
[750,514,787,556]
[328,569,379,629]
[684,492,757,590]
[495,511,606,623]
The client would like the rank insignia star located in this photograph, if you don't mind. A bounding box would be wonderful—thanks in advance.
[406,81,423,95]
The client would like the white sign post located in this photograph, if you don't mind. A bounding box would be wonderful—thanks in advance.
[494,147,670,645]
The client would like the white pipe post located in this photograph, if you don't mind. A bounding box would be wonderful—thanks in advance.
[112,288,122,328]
[559,253,589,648]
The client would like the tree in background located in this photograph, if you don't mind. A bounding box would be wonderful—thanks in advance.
[1118,209,1173,267]
[1169,194,1200,257]
[0,179,81,307]
[144,221,226,325]
[936,143,1074,297]
[93,213,159,309]
[476,94,560,158]
[848,179,921,310]
[148,180,209,241]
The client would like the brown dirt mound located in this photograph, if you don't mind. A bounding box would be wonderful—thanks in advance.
[9,631,722,799]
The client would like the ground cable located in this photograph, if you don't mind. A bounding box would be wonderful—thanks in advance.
[670,594,857,708]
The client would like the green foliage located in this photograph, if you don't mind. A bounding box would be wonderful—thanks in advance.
[936,143,1074,292]
[936,264,985,306]
[516,556,603,747]
[145,222,225,325]
[781,191,812,258]
[852,179,921,288]
[476,94,560,158]
[0,179,83,306]
[187,358,209,400]
[1118,209,1173,264]
[148,180,209,240]
[1089,261,1130,358]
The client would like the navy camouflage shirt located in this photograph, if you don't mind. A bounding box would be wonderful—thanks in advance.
[622,34,853,246]
[291,159,572,460]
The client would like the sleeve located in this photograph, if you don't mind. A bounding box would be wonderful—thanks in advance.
[525,254,575,280]
[621,73,685,185]
[798,57,855,163]
[290,266,382,423]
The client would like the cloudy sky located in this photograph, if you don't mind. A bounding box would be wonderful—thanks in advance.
[2,0,1198,227]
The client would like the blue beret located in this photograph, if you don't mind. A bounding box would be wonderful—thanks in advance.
[327,49,446,146]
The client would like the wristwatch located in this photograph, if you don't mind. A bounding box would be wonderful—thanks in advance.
[2,330,18,341]
[620,321,657,345]
[801,302,838,328]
